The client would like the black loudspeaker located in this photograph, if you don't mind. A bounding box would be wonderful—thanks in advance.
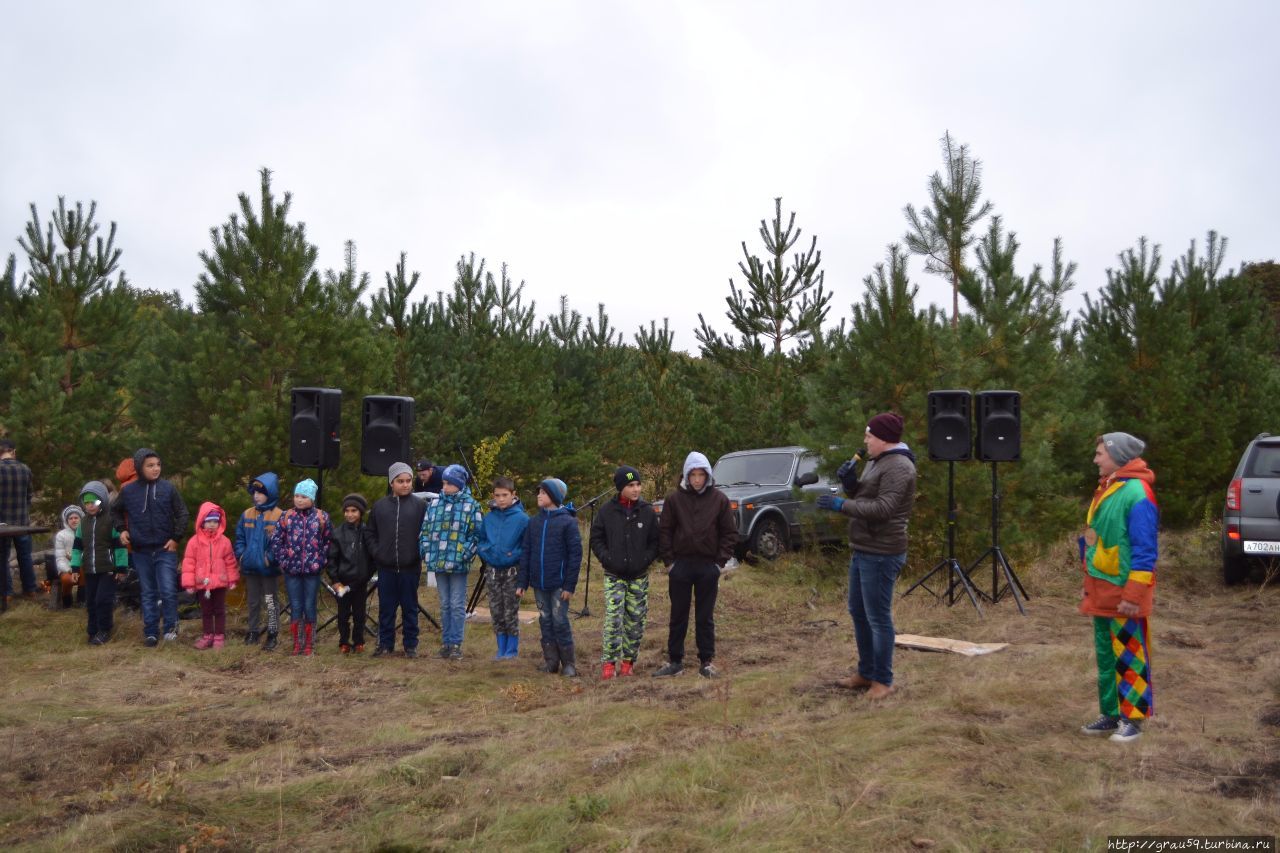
[361,395,415,476]
[289,387,342,469]
[976,390,1021,462]
[927,390,973,462]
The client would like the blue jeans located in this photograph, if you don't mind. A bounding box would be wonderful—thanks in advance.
[848,551,905,686]
[134,549,179,637]
[377,568,420,651]
[533,587,573,649]
[0,534,35,596]
[285,574,319,625]
[435,572,468,646]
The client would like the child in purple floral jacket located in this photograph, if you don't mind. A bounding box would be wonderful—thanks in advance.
[268,478,332,656]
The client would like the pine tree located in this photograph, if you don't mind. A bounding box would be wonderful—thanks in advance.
[0,199,140,515]
[695,196,830,358]
[904,132,994,329]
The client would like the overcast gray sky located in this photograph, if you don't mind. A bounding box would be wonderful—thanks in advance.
[3,1,1277,350]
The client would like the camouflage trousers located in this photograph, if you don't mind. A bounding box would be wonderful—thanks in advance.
[602,574,649,663]
[486,565,521,636]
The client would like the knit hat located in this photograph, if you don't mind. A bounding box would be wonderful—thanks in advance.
[539,478,568,507]
[442,464,469,490]
[387,461,413,485]
[342,493,368,513]
[203,509,223,524]
[613,465,642,492]
[294,479,318,501]
[1101,432,1146,466]
[867,412,904,444]
[62,505,85,527]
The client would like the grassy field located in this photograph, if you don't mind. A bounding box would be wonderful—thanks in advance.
[1,528,1278,852]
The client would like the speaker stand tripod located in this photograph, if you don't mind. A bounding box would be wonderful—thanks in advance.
[902,461,983,615]
[966,462,1028,615]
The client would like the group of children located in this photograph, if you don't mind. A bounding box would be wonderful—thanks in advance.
[52,448,689,678]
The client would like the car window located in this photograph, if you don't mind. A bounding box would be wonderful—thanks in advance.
[714,453,794,485]
[1247,444,1280,478]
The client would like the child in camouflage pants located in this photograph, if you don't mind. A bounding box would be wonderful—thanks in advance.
[478,477,529,660]
[589,466,660,679]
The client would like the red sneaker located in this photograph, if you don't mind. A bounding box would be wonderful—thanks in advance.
[353,644,365,653]
[619,661,634,677]
[340,643,352,654]
[601,662,616,680]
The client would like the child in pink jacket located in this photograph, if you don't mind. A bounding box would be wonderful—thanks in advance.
[182,502,240,649]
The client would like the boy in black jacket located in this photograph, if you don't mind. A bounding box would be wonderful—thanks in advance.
[589,466,660,679]
[328,493,373,653]
[367,463,427,658]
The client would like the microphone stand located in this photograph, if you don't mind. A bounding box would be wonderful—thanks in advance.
[573,488,614,619]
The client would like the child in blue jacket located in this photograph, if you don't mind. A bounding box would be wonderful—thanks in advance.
[478,477,529,660]
[516,478,582,677]
[234,472,284,651]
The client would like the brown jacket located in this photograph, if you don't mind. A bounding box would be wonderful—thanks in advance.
[837,448,917,555]
[658,486,738,566]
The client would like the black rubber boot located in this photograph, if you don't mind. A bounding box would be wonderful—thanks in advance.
[262,631,278,652]
[559,643,578,678]
[540,639,561,673]
[244,630,260,646]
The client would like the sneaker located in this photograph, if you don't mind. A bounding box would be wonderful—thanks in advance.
[339,644,352,654]
[699,663,720,679]
[244,631,260,646]
[89,633,104,646]
[163,630,179,642]
[1109,719,1142,743]
[372,646,392,657]
[448,645,463,661]
[404,648,418,659]
[144,636,159,648]
[438,645,451,660]
[652,661,684,678]
[353,644,365,653]
[1080,715,1120,737]
[619,661,634,677]
[96,632,111,645]
[601,662,616,680]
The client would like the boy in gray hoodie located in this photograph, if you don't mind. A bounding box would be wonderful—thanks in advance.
[71,482,129,644]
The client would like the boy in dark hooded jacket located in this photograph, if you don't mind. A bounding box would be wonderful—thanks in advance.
[654,451,738,679]
[111,448,188,646]
[516,478,582,677]
[328,493,373,653]
[234,472,284,650]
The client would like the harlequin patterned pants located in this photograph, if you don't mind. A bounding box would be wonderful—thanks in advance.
[1092,616,1153,720]
[602,574,648,664]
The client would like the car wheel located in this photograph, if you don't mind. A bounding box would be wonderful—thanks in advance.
[749,517,787,561]
[1222,553,1249,586]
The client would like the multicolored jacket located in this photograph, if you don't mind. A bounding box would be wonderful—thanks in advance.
[71,484,128,576]
[420,488,483,574]
[1080,458,1158,618]
[234,472,284,577]
[182,501,240,592]
[478,498,529,570]
[269,506,333,577]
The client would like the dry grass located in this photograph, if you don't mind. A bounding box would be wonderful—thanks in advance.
[1,530,1278,851]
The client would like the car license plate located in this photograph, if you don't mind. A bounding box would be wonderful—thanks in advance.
[1243,541,1280,554]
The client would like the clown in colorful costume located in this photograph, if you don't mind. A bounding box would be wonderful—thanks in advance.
[1079,432,1157,740]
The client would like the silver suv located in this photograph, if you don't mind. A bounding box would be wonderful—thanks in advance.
[1221,432,1280,584]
